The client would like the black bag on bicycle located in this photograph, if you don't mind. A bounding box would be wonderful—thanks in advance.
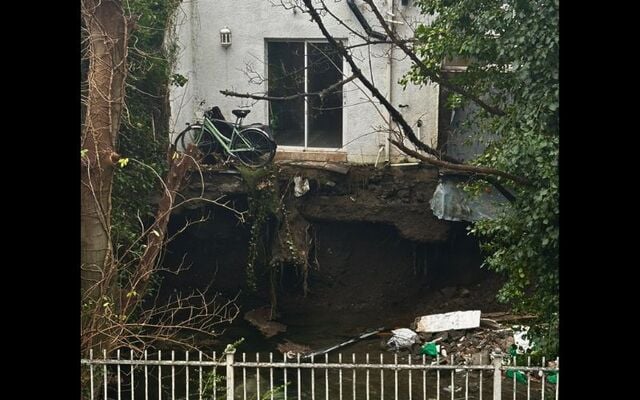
[204,106,225,121]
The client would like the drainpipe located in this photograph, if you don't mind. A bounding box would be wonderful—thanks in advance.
[385,0,396,163]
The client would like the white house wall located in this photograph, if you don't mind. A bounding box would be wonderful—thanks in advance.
[169,0,439,164]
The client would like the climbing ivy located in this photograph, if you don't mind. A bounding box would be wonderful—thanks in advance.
[237,166,279,292]
[111,0,182,262]
[410,0,559,356]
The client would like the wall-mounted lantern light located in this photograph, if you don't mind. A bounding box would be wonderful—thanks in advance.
[220,27,231,48]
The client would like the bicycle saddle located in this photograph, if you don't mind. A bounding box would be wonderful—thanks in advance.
[232,109,251,118]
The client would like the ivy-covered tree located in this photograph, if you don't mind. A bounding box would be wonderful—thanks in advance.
[81,0,238,357]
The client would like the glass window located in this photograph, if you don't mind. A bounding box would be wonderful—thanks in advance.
[267,41,343,148]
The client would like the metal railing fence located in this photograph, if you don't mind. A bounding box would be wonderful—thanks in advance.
[81,348,558,400]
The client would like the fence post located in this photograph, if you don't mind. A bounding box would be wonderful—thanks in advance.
[225,345,236,400]
[491,349,503,400]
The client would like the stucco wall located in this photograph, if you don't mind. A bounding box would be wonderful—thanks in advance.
[169,0,439,163]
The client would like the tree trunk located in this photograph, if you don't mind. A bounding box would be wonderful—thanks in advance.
[81,0,128,302]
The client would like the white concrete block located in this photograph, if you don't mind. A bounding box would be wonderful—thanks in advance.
[415,310,481,333]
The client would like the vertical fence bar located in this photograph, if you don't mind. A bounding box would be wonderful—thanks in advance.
[352,353,357,400]
[226,347,236,400]
[422,354,426,400]
[312,354,316,400]
[213,351,217,400]
[465,367,469,400]
[527,356,531,400]
[325,353,329,400]
[479,353,483,400]
[130,350,135,400]
[339,353,343,400]
[199,351,203,400]
[394,352,398,400]
[270,352,274,400]
[185,351,189,400]
[555,357,559,400]
[117,349,122,400]
[243,353,247,400]
[379,353,384,400]
[436,353,440,400]
[104,349,108,400]
[283,353,288,400]
[171,350,176,400]
[158,350,162,400]
[541,357,545,400]
[512,355,516,400]
[450,355,454,400]
[89,349,94,400]
[256,353,261,400]
[408,355,412,400]
[492,351,502,400]
[145,350,149,400]
[297,353,302,400]
[366,353,370,400]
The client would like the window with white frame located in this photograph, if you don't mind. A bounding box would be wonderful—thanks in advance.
[267,41,343,148]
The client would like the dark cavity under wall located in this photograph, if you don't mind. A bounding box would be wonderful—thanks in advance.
[160,204,504,329]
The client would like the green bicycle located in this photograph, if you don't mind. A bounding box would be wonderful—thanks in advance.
[173,106,277,168]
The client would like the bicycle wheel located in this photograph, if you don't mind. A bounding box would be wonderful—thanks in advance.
[173,125,217,159]
[231,128,276,168]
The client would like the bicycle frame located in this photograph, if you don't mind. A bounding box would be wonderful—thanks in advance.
[200,115,257,157]
[175,106,276,168]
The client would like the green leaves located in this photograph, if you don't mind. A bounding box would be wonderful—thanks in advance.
[413,0,559,357]
[112,0,181,262]
[170,73,188,87]
[117,157,129,168]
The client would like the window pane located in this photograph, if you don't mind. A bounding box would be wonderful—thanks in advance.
[268,42,305,146]
[307,42,343,148]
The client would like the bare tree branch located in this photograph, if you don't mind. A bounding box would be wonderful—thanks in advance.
[221,74,357,102]
[361,0,506,116]
[390,139,530,186]
[299,0,531,186]
[301,0,455,161]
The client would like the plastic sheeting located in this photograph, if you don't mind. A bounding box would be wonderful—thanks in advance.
[293,176,310,197]
[386,328,419,350]
[430,178,509,222]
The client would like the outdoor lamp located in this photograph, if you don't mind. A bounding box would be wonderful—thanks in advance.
[220,27,231,48]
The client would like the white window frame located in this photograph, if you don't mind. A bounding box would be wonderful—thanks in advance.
[265,38,347,151]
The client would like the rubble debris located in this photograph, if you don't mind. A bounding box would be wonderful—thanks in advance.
[414,310,481,333]
[470,350,490,365]
[480,318,502,330]
[320,163,350,175]
[482,312,538,322]
[450,330,464,340]
[277,340,312,358]
[387,328,420,351]
[244,307,287,338]
[394,317,528,367]
[443,385,462,393]
[513,325,533,354]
